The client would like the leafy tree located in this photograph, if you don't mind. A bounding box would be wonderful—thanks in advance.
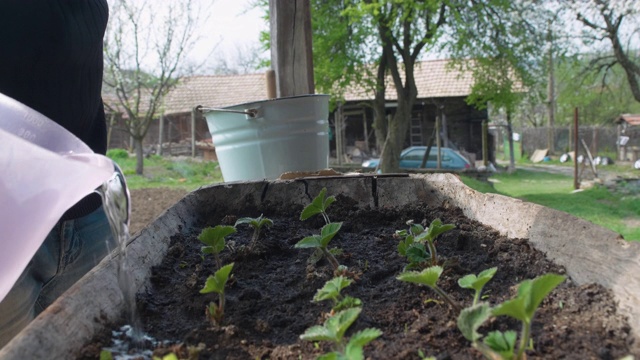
[313,0,394,153]
[340,1,449,172]
[568,0,640,104]
[336,1,550,172]
[446,1,547,172]
[554,54,640,125]
[103,0,203,175]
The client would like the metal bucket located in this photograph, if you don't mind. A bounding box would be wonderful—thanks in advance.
[201,95,330,182]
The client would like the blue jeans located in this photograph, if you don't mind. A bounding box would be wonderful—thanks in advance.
[0,206,116,348]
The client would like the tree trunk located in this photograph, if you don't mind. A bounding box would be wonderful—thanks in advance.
[381,99,412,173]
[134,136,144,175]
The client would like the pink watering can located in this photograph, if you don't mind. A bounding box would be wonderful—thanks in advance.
[0,92,116,303]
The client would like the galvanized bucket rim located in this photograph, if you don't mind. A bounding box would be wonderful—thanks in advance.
[199,94,330,116]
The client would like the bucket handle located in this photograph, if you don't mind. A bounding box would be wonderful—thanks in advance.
[200,107,258,118]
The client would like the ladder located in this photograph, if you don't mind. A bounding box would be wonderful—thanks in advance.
[410,115,422,146]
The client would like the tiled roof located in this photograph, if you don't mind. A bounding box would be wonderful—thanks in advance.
[158,59,501,115]
[616,114,640,126]
[343,59,476,102]
[162,73,268,114]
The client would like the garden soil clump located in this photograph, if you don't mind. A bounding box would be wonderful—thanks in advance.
[82,195,636,359]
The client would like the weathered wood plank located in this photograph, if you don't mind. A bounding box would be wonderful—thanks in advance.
[269,0,315,97]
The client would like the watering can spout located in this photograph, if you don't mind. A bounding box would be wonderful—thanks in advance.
[0,93,116,303]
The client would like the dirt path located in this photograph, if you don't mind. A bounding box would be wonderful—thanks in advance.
[129,188,188,235]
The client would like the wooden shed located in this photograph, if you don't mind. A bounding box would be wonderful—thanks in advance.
[614,114,640,161]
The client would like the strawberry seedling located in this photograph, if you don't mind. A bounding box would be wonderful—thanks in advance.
[397,219,455,270]
[458,267,498,306]
[397,265,462,312]
[200,263,234,325]
[457,273,566,359]
[300,307,382,360]
[314,276,362,313]
[198,225,236,269]
[234,214,273,252]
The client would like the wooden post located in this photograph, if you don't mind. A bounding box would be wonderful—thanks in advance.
[107,112,115,150]
[266,70,277,99]
[336,105,343,165]
[436,116,442,169]
[191,107,199,157]
[482,120,489,166]
[362,112,369,154]
[158,115,164,156]
[269,0,315,97]
[574,108,579,190]
[441,107,449,148]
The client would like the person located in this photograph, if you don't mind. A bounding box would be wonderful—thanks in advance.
[0,0,116,348]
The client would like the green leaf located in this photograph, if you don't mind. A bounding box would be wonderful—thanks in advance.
[300,325,337,343]
[201,246,215,255]
[409,223,424,236]
[198,225,236,254]
[314,276,353,303]
[301,187,335,220]
[458,267,498,291]
[492,297,528,322]
[405,243,429,264]
[100,350,114,360]
[319,222,343,247]
[494,273,565,322]
[483,330,517,358]
[425,219,455,241]
[154,353,179,360]
[258,216,274,228]
[397,266,443,287]
[457,303,492,342]
[234,217,257,227]
[330,307,361,340]
[301,308,362,345]
[295,235,323,249]
[317,353,340,360]
[344,344,364,360]
[200,263,234,294]
[348,328,382,348]
[235,214,273,229]
[397,235,415,256]
[524,274,565,317]
[333,296,362,312]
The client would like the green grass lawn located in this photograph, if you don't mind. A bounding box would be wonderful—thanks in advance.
[461,170,640,241]
[107,149,223,191]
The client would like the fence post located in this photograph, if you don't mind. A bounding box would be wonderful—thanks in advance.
[482,120,488,166]
[574,108,579,190]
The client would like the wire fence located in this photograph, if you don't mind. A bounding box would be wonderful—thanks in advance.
[495,126,640,161]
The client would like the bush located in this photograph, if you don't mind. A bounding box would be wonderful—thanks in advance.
[106,148,129,160]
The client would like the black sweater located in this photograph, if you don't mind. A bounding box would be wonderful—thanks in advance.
[0,0,109,220]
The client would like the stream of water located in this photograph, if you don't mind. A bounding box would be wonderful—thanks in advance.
[97,166,178,359]
[97,166,145,350]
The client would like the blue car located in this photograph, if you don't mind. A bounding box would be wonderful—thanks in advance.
[362,146,471,170]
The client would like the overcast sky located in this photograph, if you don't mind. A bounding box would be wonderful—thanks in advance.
[189,0,267,70]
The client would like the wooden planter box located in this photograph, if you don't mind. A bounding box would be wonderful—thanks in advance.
[2,174,639,358]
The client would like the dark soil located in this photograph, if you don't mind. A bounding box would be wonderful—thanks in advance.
[82,193,636,360]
